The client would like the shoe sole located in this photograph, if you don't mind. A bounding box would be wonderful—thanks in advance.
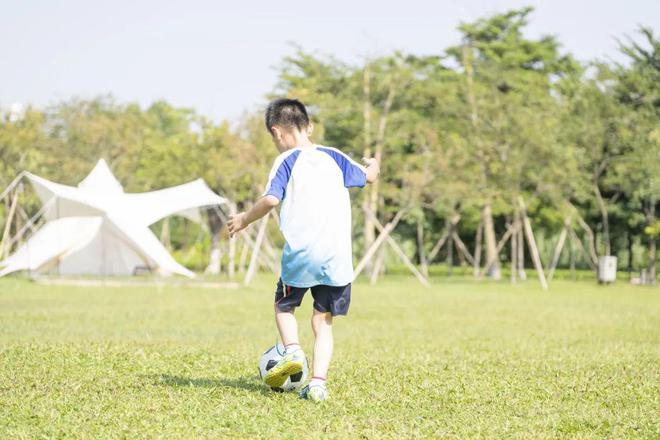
[264,360,303,388]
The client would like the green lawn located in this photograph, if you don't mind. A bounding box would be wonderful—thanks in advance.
[0,275,658,439]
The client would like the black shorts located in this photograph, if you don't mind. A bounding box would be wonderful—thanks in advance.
[274,279,351,316]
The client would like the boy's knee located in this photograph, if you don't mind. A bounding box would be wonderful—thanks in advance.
[311,311,332,333]
[274,303,295,314]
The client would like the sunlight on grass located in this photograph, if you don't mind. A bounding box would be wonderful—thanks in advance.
[0,276,658,438]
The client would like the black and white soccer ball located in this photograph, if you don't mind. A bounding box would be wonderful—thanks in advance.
[258,343,308,392]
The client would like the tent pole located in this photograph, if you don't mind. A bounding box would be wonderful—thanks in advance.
[0,171,26,203]
[0,189,20,258]
[3,198,54,252]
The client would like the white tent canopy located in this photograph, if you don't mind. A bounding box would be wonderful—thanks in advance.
[0,159,226,278]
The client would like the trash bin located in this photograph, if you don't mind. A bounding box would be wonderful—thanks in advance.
[598,256,617,283]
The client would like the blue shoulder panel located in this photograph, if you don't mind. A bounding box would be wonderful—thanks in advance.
[265,150,301,201]
[318,147,367,188]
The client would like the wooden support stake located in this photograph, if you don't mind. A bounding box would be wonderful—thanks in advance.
[518,197,548,290]
[547,217,572,281]
[568,228,597,270]
[366,209,430,287]
[354,210,405,279]
[570,205,599,267]
[428,213,460,262]
[452,232,475,265]
[482,224,515,276]
[244,216,269,285]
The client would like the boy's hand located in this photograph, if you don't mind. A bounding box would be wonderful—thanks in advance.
[227,212,247,238]
[362,156,380,183]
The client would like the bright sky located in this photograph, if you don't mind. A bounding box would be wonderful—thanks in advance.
[1,0,657,121]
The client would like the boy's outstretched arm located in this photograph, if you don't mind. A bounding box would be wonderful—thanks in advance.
[362,157,380,184]
[227,195,279,237]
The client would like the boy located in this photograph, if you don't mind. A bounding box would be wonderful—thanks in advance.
[227,98,379,402]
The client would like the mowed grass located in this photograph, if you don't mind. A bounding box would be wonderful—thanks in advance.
[0,276,658,439]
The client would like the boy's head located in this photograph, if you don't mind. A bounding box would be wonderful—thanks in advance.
[265,98,313,151]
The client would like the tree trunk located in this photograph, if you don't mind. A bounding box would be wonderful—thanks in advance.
[627,231,633,275]
[569,233,576,279]
[370,247,385,285]
[238,237,249,274]
[204,209,224,275]
[417,220,428,277]
[365,79,397,266]
[362,64,375,263]
[227,207,236,279]
[446,217,454,276]
[483,203,500,279]
[548,217,571,281]
[473,220,483,278]
[594,183,611,255]
[517,219,527,280]
[511,217,517,284]
[647,198,657,284]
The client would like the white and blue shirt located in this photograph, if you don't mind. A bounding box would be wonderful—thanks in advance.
[263,145,367,287]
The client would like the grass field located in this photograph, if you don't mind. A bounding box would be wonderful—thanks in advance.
[0,275,658,439]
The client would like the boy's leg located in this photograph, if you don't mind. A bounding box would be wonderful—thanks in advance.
[311,309,333,380]
[275,306,299,347]
[265,280,307,388]
[300,283,349,401]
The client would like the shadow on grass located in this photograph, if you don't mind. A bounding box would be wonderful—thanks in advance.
[146,374,267,394]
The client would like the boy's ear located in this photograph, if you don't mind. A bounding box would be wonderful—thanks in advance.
[271,126,282,140]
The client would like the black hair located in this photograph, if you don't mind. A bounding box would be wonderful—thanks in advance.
[265,98,310,134]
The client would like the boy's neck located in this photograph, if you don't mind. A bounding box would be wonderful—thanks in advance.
[285,134,314,151]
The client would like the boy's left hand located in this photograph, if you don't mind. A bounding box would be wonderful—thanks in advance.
[227,212,247,237]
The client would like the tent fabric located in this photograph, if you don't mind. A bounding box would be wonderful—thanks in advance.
[0,217,102,277]
[0,159,225,278]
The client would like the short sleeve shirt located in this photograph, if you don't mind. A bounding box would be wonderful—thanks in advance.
[263,145,367,287]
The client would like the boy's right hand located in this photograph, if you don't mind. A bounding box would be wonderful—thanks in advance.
[227,212,247,238]
[362,156,380,183]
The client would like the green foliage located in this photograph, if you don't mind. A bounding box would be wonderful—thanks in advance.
[0,8,657,274]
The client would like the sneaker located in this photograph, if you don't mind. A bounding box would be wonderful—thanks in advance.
[299,384,328,402]
[263,348,305,388]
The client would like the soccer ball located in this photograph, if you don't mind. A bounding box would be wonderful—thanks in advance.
[259,343,308,392]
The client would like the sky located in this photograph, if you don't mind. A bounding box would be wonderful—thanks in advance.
[1,0,658,122]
